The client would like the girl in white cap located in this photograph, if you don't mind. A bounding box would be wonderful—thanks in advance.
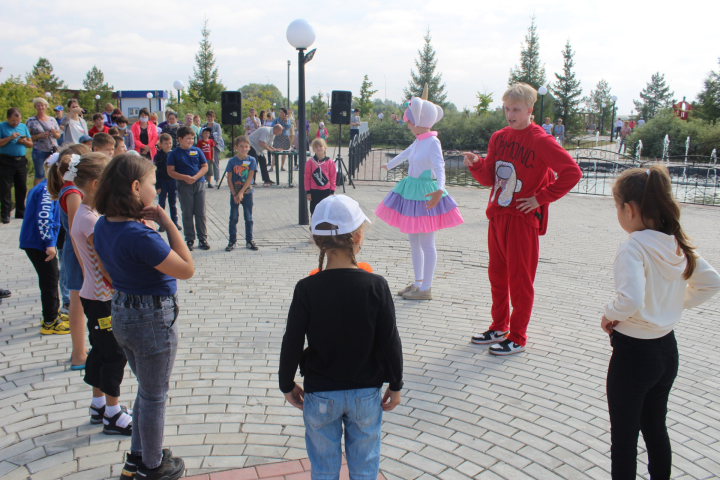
[376,87,463,300]
[279,194,403,479]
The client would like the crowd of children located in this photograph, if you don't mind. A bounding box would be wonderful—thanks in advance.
[11,83,720,480]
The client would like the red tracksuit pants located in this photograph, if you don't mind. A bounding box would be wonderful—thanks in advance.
[487,214,539,346]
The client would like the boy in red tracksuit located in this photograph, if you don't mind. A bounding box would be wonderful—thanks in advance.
[463,83,582,355]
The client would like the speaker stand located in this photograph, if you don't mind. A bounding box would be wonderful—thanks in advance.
[217,124,235,189]
[334,124,355,193]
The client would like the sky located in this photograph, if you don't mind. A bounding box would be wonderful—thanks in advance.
[1,0,716,116]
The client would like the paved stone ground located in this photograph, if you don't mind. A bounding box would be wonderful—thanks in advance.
[2,162,720,480]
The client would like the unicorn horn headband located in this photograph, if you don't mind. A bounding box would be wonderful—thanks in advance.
[403,82,443,129]
[63,154,81,182]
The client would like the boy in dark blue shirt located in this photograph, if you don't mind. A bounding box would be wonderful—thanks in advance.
[224,136,258,251]
[154,133,180,233]
[167,127,209,251]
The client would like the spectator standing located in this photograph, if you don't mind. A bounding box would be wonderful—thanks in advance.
[264,112,274,127]
[115,116,135,152]
[161,112,181,149]
[154,134,180,232]
[244,108,261,136]
[167,127,210,251]
[637,117,645,127]
[54,106,65,145]
[618,121,632,154]
[224,136,259,252]
[61,99,89,146]
[0,108,32,223]
[288,110,296,150]
[193,114,202,133]
[258,110,266,127]
[350,109,361,143]
[305,138,336,215]
[101,103,115,127]
[88,113,110,137]
[27,97,61,186]
[248,125,282,187]
[271,108,291,171]
[197,128,217,187]
[542,117,553,135]
[131,108,157,160]
[184,113,199,145]
[378,111,384,121]
[201,110,225,186]
[629,119,636,131]
[554,119,565,143]
[614,118,623,138]
[316,122,328,140]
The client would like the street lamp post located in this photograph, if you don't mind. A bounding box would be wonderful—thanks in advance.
[173,80,184,106]
[287,61,291,111]
[601,102,607,136]
[325,92,330,108]
[287,19,316,226]
[538,86,548,125]
[609,95,618,140]
[95,94,101,113]
[147,92,154,113]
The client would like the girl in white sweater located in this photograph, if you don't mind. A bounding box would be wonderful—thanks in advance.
[603,164,720,479]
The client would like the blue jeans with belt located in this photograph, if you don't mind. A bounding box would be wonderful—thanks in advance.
[303,387,383,480]
[111,292,179,470]
[228,191,253,244]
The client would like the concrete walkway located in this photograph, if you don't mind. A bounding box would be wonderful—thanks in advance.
[1,170,720,479]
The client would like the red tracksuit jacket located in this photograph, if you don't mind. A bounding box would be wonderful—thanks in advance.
[469,123,582,235]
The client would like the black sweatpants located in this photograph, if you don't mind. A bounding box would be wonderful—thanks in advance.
[249,147,272,183]
[0,154,28,220]
[24,248,59,323]
[607,330,678,480]
[309,189,334,215]
[81,298,127,398]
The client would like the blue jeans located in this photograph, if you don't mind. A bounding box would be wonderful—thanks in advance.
[228,191,253,243]
[31,150,51,179]
[111,292,179,470]
[156,179,178,223]
[304,387,382,480]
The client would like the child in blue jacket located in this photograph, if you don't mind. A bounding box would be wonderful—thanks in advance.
[19,177,66,334]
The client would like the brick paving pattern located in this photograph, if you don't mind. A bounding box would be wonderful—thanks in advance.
[2,159,720,479]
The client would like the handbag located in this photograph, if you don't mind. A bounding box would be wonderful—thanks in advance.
[310,158,329,187]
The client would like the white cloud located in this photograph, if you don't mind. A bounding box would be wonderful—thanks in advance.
[0,0,715,115]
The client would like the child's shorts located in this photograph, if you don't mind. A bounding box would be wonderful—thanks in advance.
[80,298,127,397]
[62,241,84,292]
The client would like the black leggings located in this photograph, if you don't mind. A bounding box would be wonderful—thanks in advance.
[607,330,678,480]
[24,248,59,323]
[309,189,333,215]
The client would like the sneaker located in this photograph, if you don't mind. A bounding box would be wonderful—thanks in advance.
[246,241,258,251]
[186,241,194,252]
[121,450,173,480]
[207,183,214,188]
[198,241,211,250]
[1,218,9,224]
[58,310,69,322]
[488,339,526,356]
[402,287,432,300]
[40,317,71,335]
[0,288,11,299]
[471,330,509,345]
[137,455,185,480]
[397,283,416,296]
[103,407,132,436]
[225,242,236,252]
[174,222,182,232]
[59,303,69,315]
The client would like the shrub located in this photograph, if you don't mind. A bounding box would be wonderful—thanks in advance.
[625,109,720,158]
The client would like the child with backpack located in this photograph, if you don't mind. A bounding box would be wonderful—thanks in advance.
[279,195,403,479]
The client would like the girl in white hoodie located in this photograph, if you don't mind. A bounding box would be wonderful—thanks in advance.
[603,164,720,479]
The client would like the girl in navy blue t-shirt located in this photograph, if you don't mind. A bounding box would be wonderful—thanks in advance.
[93,153,194,480]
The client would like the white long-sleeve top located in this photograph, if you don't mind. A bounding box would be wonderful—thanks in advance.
[606,229,720,339]
[385,133,446,191]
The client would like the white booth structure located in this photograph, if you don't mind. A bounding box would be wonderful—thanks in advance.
[116,90,170,120]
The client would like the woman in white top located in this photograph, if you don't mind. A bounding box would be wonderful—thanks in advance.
[61,99,88,146]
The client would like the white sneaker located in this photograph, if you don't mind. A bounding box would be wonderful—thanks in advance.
[397,283,416,296]
[471,330,509,345]
[488,339,526,356]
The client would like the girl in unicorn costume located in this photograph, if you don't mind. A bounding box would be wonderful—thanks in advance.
[375,90,463,300]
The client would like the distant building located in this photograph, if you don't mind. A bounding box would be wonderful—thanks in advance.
[116,90,169,120]
[673,97,693,121]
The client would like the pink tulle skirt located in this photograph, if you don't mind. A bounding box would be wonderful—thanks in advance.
[375,203,464,234]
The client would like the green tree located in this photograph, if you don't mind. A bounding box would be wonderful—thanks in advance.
[508,15,546,89]
[354,75,377,118]
[475,90,493,115]
[633,72,675,121]
[0,75,41,120]
[239,83,286,122]
[79,65,114,112]
[693,59,720,123]
[404,29,447,105]
[582,79,613,132]
[188,19,225,104]
[550,40,582,129]
[307,91,327,123]
[26,58,66,94]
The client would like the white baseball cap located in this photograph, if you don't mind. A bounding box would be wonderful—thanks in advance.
[311,195,370,236]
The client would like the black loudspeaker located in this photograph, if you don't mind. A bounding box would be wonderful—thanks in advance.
[331,90,352,125]
[221,91,242,125]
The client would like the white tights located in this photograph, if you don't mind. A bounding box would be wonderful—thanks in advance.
[408,232,436,291]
